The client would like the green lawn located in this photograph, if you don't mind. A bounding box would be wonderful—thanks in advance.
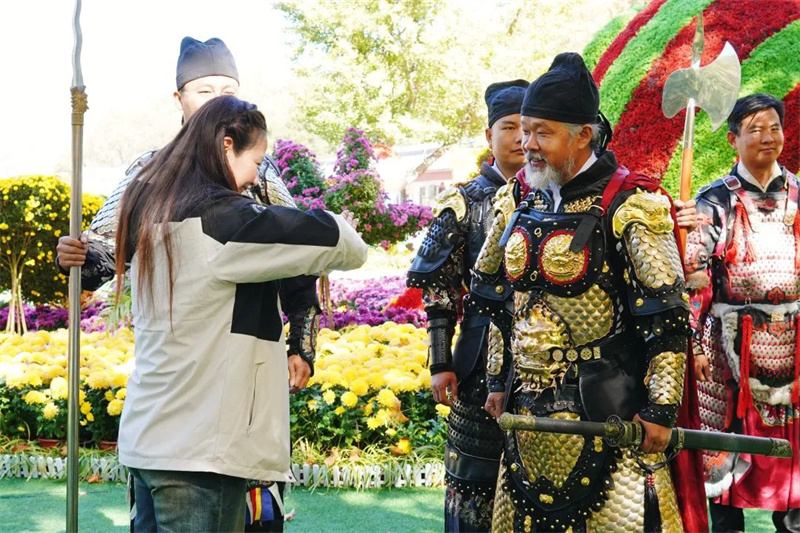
[0,478,778,532]
[0,479,443,533]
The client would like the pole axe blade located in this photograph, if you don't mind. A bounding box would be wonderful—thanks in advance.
[661,13,740,248]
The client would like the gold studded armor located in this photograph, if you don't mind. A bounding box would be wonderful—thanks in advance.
[487,323,505,377]
[471,153,690,532]
[614,189,688,428]
[475,179,518,275]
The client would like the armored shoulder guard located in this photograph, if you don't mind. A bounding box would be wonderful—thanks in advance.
[694,177,733,211]
[492,177,517,222]
[612,188,674,239]
[89,150,157,239]
[250,156,297,208]
[431,185,469,222]
[408,207,461,280]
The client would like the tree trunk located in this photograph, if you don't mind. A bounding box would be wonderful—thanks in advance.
[6,263,26,334]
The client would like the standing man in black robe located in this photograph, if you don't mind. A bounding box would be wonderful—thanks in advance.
[407,79,528,532]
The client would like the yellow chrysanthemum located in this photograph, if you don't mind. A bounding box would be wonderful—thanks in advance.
[80,401,92,415]
[307,399,319,411]
[23,390,48,405]
[385,428,397,437]
[116,388,126,400]
[322,390,336,405]
[340,391,358,408]
[334,406,345,416]
[366,416,382,430]
[85,372,111,390]
[341,367,358,383]
[363,402,374,416]
[86,412,95,422]
[396,438,412,455]
[42,402,59,420]
[376,388,396,408]
[105,390,115,402]
[107,399,124,416]
[375,408,392,425]
[435,404,451,418]
[110,372,128,388]
[349,379,369,397]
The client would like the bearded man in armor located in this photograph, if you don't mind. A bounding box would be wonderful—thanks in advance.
[685,93,800,533]
[407,78,528,532]
[471,52,704,532]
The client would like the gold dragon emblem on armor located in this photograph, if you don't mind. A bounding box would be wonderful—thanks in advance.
[431,187,467,222]
[539,232,587,284]
[512,302,569,362]
[505,230,529,280]
[612,189,674,239]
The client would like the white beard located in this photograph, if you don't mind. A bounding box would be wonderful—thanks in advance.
[523,156,575,190]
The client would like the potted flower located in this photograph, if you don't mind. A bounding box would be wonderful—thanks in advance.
[36,398,67,447]
[83,387,124,448]
[35,376,69,447]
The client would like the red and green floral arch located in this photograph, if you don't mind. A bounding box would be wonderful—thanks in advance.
[584,0,800,196]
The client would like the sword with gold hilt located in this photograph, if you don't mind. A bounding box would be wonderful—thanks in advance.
[498,413,792,459]
[661,12,741,249]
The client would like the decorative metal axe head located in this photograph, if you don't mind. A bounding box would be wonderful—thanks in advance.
[662,15,741,132]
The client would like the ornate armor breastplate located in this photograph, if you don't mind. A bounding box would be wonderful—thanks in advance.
[503,205,606,297]
[502,198,628,395]
[720,175,800,305]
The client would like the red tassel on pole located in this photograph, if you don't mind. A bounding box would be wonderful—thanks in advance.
[737,315,755,418]
[793,316,800,405]
[793,210,800,270]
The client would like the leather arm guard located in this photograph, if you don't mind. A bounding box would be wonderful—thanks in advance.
[614,189,690,428]
[55,238,117,292]
[280,275,320,375]
[286,306,319,376]
[427,314,456,375]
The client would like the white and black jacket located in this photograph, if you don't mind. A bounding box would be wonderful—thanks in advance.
[118,192,367,482]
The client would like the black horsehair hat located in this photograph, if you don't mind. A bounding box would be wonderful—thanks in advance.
[485,79,529,128]
[521,53,613,147]
[521,52,599,124]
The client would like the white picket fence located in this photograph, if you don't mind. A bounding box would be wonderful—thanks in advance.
[0,453,445,489]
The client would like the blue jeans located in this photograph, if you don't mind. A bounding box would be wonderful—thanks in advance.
[130,468,247,533]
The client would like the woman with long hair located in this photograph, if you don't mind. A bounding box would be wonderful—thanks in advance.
[115,95,367,532]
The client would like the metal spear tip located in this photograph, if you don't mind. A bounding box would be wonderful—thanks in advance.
[691,12,705,67]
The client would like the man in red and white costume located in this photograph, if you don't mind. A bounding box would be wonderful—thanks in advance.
[685,93,800,532]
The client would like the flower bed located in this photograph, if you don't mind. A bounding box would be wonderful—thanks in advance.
[292,322,447,457]
[0,328,133,444]
[0,301,107,333]
[319,275,425,329]
[0,296,443,460]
